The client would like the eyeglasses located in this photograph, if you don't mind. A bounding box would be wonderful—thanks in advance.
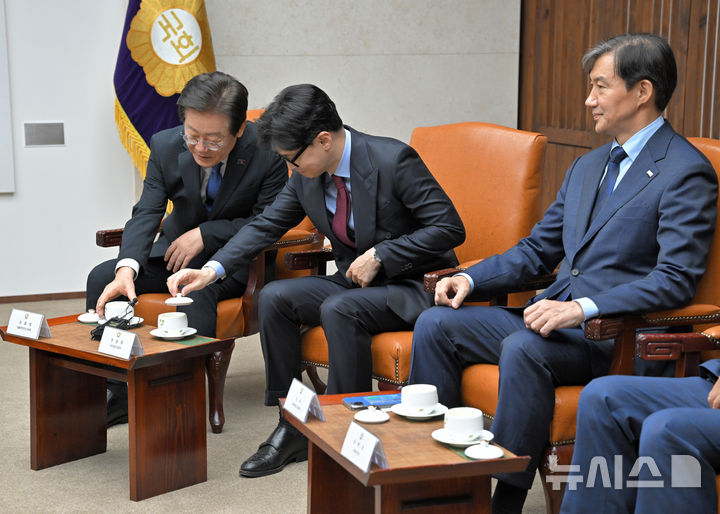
[182,133,225,151]
[282,144,309,167]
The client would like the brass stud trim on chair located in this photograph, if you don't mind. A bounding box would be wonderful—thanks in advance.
[642,312,720,324]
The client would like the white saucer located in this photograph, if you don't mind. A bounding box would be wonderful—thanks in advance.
[78,311,100,324]
[465,443,504,460]
[354,408,390,424]
[431,428,494,448]
[390,402,448,420]
[150,327,197,340]
[98,316,143,327]
[165,295,193,306]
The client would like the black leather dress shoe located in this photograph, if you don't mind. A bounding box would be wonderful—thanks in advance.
[239,419,308,478]
[106,382,128,428]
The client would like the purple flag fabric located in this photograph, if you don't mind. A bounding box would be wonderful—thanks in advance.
[114,0,215,177]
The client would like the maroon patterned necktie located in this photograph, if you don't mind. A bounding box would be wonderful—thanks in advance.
[331,175,355,247]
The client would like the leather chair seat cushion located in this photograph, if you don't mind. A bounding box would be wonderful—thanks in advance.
[133,292,244,339]
[461,363,582,443]
[300,327,412,384]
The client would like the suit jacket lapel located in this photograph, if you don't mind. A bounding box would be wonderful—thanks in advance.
[306,173,333,238]
[348,130,377,253]
[209,136,252,216]
[179,149,205,217]
[579,122,672,249]
[574,146,611,248]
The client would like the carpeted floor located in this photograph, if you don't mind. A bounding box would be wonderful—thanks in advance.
[0,298,547,513]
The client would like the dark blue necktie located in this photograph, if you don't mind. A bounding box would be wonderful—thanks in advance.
[205,163,222,214]
[590,146,627,221]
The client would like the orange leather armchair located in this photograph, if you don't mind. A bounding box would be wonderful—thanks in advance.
[95,109,324,433]
[295,122,547,392]
[458,136,720,514]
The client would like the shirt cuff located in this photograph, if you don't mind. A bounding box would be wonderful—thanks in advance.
[455,272,474,291]
[574,297,599,320]
[115,258,139,279]
[203,260,225,282]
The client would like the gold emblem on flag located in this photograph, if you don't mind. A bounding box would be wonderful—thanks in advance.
[126,0,216,97]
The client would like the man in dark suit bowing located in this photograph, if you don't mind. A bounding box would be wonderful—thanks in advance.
[86,71,287,425]
[167,83,465,477]
[408,33,717,513]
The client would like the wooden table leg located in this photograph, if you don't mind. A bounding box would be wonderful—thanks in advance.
[29,349,107,470]
[376,475,491,513]
[307,441,374,513]
[205,341,234,434]
[128,356,207,501]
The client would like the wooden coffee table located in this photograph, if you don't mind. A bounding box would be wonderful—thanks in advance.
[284,393,529,513]
[0,314,234,501]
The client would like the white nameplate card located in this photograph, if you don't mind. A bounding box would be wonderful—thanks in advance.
[284,378,325,423]
[98,328,143,359]
[340,421,388,472]
[6,309,51,340]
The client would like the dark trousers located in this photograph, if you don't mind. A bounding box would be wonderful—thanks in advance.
[561,375,720,513]
[258,274,412,405]
[408,305,614,489]
[86,257,247,338]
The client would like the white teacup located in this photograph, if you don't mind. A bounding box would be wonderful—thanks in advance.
[157,312,188,333]
[104,301,134,321]
[401,384,439,415]
[444,407,485,442]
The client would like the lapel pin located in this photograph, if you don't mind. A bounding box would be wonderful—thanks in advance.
[237,159,246,166]
[646,170,654,178]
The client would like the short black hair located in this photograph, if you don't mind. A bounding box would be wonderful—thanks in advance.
[255,84,343,151]
[177,71,249,134]
[582,33,677,111]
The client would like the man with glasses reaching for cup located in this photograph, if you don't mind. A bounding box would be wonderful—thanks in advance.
[86,71,288,427]
[167,83,465,478]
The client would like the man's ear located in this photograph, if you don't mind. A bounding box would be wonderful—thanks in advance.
[234,120,248,139]
[316,131,332,150]
[636,79,655,107]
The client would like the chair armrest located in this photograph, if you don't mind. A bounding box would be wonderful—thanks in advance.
[585,305,720,341]
[423,267,466,292]
[636,331,719,360]
[96,228,124,247]
[284,247,335,271]
[423,269,556,298]
[585,304,720,376]
[268,229,322,250]
[636,330,720,377]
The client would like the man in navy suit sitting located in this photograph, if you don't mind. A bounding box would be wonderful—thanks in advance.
[561,359,720,513]
[408,33,718,513]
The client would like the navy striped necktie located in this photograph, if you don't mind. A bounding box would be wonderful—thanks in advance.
[590,146,627,221]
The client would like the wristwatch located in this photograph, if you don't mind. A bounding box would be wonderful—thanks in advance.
[372,247,382,263]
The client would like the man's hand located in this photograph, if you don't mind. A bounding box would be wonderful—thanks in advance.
[96,267,137,317]
[167,267,216,296]
[165,228,204,272]
[346,248,382,287]
[523,299,585,337]
[435,276,471,309]
[708,379,720,409]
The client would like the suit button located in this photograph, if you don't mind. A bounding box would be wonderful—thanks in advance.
[385,232,392,239]
[571,268,580,277]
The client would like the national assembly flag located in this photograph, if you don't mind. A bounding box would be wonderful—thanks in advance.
[114,0,216,177]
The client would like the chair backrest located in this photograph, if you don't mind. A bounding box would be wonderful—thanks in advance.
[409,122,547,265]
[247,108,264,122]
[686,137,720,307]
